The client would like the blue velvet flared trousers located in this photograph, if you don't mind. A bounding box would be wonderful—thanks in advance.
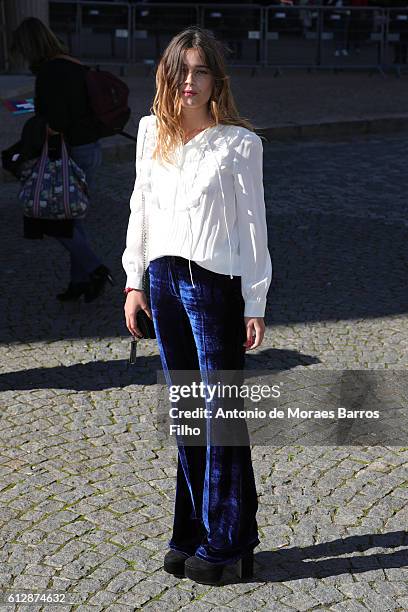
[148,255,260,565]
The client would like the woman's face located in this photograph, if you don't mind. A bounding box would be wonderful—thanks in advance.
[179,48,214,112]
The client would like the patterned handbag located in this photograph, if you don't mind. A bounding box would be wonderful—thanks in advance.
[18,130,89,220]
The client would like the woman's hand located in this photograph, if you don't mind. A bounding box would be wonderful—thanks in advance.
[243,317,265,350]
[124,290,153,339]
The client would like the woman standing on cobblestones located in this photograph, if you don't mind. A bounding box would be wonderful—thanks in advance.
[123,26,272,585]
[11,18,113,302]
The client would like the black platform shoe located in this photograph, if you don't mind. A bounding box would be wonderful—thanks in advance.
[163,550,190,578]
[56,281,88,302]
[184,550,254,585]
[84,265,115,303]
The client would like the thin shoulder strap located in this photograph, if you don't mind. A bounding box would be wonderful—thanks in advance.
[140,119,149,292]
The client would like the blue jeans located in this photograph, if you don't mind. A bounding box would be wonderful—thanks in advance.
[57,141,103,283]
[148,255,260,565]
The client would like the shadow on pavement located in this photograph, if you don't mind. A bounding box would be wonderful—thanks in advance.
[266,211,408,325]
[221,530,408,585]
[0,349,320,391]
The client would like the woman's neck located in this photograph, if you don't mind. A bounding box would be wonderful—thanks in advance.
[181,109,214,134]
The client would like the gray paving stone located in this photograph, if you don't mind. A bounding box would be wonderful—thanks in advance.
[384,567,408,581]
[49,576,72,590]
[85,589,118,607]
[11,575,50,590]
[105,570,146,593]
[308,584,344,605]
[279,592,320,611]
[177,602,217,612]
[118,579,169,606]
[330,601,370,612]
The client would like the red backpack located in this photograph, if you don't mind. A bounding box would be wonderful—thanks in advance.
[52,56,136,141]
[85,67,133,140]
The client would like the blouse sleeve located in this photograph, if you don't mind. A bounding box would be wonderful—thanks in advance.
[122,116,151,289]
[233,132,272,318]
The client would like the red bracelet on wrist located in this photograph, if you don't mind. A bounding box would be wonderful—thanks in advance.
[124,287,138,294]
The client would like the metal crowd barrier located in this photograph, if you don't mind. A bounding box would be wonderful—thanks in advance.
[0,0,8,71]
[50,1,132,65]
[131,3,264,69]
[48,1,408,74]
[50,1,264,69]
[386,8,408,75]
[264,5,385,71]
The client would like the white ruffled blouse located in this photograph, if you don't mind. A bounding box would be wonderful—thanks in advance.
[122,115,272,317]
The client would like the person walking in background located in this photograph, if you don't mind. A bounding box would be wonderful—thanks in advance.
[326,0,351,57]
[123,26,272,585]
[349,0,370,56]
[11,18,114,302]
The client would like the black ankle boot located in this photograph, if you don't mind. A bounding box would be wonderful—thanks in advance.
[56,281,88,302]
[184,550,254,585]
[163,550,190,578]
[84,265,115,303]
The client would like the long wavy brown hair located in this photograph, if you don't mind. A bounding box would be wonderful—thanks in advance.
[10,17,68,74]
[151,26,255,165]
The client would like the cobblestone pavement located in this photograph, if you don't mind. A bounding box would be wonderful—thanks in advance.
[0,134,407,611]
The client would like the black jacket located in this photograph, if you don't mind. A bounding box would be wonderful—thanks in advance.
[35,57,101,146]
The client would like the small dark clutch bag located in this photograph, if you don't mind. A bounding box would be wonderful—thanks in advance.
[136,309,156,339]
[128,311,156,365]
